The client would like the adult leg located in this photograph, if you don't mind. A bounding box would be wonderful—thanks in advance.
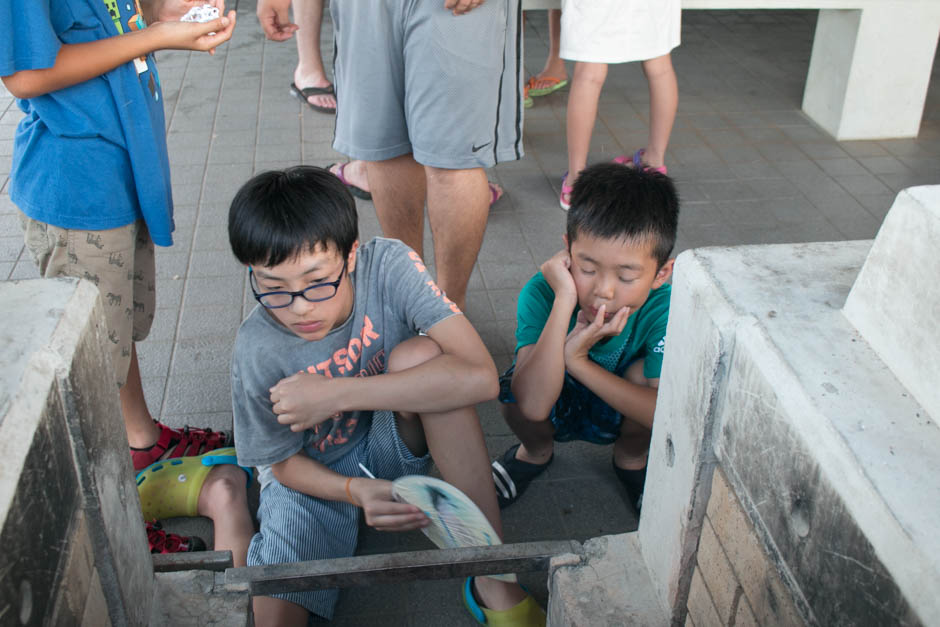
[425,165,490,312]
[640,53,678,169]
[197,465,254,568]
[366,154,427,259]
[292,0,336,111]
[387,338,529,611]
[564,61,609,191]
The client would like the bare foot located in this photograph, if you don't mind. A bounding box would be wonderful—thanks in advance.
[329,160,369,193]
[293,71,336,111]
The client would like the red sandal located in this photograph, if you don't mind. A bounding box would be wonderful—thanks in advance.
[146,521,206,554]
[130,420,234,472]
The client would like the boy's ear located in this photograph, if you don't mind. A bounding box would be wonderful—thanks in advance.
[563,233,569,250]
[346,240,360,274]
[652,258,675,288]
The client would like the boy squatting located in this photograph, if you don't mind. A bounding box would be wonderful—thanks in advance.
[492,163,679,515]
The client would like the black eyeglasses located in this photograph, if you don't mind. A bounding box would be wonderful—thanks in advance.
[249,260,347,309]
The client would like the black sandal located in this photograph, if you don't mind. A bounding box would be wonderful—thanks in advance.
[490,444,553,509]
[612,461,647,514]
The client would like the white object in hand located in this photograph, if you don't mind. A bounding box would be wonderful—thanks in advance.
[181,4,219,23]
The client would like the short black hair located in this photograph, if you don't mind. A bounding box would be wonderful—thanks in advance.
[228,166,358,267]
[567,163,679,267]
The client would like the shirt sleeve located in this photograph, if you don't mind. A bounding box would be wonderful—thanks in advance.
[0,0,60,76]
[378,239,462,333]
[640,286,671,379]
[231,340,305,468]
[514,272,556,353]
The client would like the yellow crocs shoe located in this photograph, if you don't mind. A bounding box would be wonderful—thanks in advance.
[135,447,250,520]
[463,577,546,627]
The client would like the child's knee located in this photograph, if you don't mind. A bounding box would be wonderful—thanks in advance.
[387,335,442,373]
[625,359,650,387]
[199,465,249,516]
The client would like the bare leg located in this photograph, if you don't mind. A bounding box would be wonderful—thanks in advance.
[531,9,566,89]
[252,596,308,627]
[197,465,254,567]
[564,62,609,190]
[388,338,528,611]
[425,165,490,312]
[640,53,678,168]
[121,343,161,448]
[292,0,336,111]
[366,155,427,259]
[329,160,370,193]
[614,360,652,469]
[501,402,556,465]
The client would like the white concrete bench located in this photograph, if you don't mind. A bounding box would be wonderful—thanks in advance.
[521,0,940,140]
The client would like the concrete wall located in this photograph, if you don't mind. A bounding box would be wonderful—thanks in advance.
[843,185,940,421]
[686,468,801,627]
[0,278,153,626]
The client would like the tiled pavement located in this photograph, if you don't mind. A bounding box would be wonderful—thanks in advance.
[1,4,938,625]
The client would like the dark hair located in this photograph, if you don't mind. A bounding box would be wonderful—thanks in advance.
[567,163,679,267]
[228,166,358,267]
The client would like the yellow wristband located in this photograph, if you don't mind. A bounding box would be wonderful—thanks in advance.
[345,477,359,506]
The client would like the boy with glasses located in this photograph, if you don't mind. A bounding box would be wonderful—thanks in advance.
[228,166,544,626]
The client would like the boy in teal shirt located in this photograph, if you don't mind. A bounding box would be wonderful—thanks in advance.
[492,163,679,514]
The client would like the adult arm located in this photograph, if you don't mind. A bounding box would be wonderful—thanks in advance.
[256,0,299,41]
[1,14,235,99]
[444,0,486,15]
[271,452,429,531]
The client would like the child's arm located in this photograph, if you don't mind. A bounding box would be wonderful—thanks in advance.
[509,249,580,422]
[1,11,235,99]
[271,452,429,531]
[269,313,499,432]
[564,312,658,429]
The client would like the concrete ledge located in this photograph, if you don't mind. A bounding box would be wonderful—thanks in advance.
[0,279,152,625]
[673,240,938,624]
[844,185,940,420]
[150,571,250,627]
[547,534,667,626]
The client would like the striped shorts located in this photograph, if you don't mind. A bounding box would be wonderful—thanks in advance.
[247,411,430,619]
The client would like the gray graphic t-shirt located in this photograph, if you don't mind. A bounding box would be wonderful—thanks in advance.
[231,238,460,484]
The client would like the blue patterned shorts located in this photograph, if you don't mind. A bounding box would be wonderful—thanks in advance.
[498,364,628,445]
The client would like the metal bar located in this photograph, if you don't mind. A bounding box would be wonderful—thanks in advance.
[153,550,234,573]
[225,540,581,596]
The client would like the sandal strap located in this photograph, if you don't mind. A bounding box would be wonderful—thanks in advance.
[491,444,552,507]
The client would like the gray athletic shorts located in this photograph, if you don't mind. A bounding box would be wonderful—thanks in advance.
[330,0,524,169]
[246,410,430,620]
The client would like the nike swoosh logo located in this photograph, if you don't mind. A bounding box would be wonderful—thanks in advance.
[471,142,491,152]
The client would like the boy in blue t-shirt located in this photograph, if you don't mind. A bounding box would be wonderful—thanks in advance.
[492,163,679,515]
[0,1,251,557]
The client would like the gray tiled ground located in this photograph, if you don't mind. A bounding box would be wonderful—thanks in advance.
[2,4,938,624]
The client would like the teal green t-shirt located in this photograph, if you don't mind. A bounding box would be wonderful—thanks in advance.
[514,273,671,379]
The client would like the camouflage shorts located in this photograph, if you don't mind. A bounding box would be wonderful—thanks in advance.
[19,215,156,388]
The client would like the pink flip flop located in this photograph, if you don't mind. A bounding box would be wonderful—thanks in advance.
[488,181,504,206]
[613,149,668,175]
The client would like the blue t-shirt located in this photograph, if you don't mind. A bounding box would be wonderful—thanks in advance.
[0,0,174,245]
